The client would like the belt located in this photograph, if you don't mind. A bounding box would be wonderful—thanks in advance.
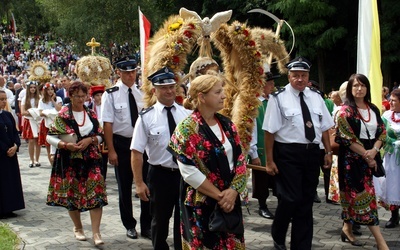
[276,141,319,150]
[113,134,132,142]
[150,164,180,172]
[290,142,319,149]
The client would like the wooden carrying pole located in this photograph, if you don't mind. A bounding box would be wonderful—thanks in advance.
[247,163,266,172]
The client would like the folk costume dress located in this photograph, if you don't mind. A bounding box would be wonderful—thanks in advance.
[374,110,400,210]
[168,110,247,250]
[0,110,25,215]
[46,104,107,211]
[335,104,386,225]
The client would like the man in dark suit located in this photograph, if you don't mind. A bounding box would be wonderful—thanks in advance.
[56,75,71,104]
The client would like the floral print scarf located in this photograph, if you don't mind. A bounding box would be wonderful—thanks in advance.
[168,110,247,206]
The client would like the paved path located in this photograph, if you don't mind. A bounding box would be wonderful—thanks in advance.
[2,140,400,249]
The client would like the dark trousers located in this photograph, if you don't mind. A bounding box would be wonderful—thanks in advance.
[148,165,181,250]
[113,135,137,230]
[113,134,151,232]
[271,142,320,250]
[318,149,330,198]
[141,153,151,232]
[252,169,275,208]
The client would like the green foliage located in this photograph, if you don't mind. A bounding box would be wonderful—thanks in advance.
[0,223,20,250]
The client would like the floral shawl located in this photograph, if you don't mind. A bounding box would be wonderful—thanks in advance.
[168,110,247,206]
[48,103,103,161]
[335,104,385,147]
[335,103,386,192]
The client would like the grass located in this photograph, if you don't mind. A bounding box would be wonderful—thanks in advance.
[0,222,20,250]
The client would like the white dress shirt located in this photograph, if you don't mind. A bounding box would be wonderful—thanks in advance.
[262,84,334,144]
[101,80,144,138]
[130,101,191,168]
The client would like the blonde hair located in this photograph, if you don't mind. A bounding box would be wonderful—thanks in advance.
[183,73,224,110]
[338,81,348,103]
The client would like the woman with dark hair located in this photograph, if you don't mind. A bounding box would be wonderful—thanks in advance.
[336,73,388,249]
[375,88,400,228]
[46,81,107,246]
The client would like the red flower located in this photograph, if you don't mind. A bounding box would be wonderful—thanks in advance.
[187,23,195,29]
[175,96,183,105]
[183,30,192,38]
[248,40,256,47]
[243,29,249,36]
[172,55,180,64]
[203,140,212,150]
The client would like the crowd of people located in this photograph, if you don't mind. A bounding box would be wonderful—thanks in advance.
[0,30,399,250]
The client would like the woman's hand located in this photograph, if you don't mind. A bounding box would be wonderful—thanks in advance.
[366,158,377,170]
[363,149,377,163]
[218,188,238,213]
[76,137,92,151]
[6,144,17,157]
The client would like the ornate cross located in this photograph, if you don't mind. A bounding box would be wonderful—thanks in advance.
[86,37,101,55]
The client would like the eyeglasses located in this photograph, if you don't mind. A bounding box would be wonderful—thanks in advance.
[72,95,87,100]
[352,84,366,89]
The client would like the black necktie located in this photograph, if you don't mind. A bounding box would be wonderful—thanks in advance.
[299,92,316,142]
[128,88,138,127]
[165,106,177,164]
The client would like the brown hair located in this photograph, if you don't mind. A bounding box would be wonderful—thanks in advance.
[68,81,88,97]
[24,81,40,110]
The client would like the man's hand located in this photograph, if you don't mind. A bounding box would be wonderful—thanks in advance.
[323,154,333,169]
[135,182,150,202]
[251,157,261,166]
[266,161,279,176]
[108,149,118,166]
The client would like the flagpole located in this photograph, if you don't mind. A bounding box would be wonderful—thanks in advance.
[357,0,382,108]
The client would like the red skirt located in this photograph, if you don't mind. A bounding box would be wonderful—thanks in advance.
[38,120,50,146]
[22,119,35,139]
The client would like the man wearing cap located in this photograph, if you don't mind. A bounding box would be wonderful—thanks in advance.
[262,57,334,250]
[249,70,279,220]
[131,66,190,250]
[101,56,151,240]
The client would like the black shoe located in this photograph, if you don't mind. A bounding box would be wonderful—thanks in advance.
[141,229,152,240]
[273,241,287,250]
[385,217,399,228]
[259,208,274,219]
[314,194,321,203]
[29,163,34,168]
[126,228,138,239]
[326,199,340,205]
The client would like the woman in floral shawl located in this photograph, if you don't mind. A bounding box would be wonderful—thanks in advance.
[335,74,388,249]
[168,74,247,249]
[46,81,107,246]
